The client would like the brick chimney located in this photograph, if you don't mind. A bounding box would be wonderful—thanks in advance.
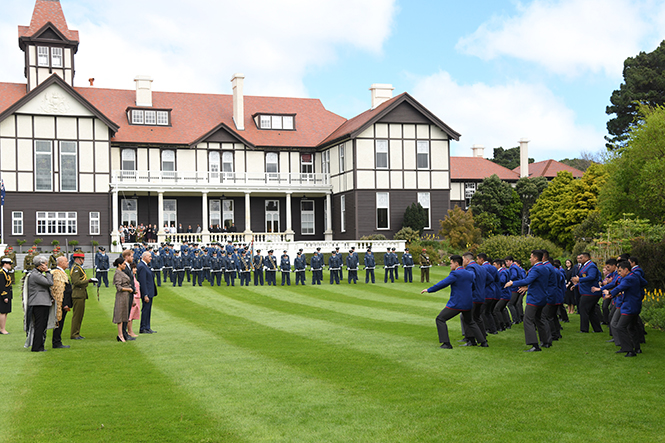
[370,84,394,109]
[134,75,153,107]
[519,138,530,178]
[471,144,485,158]
[232,73,245,131]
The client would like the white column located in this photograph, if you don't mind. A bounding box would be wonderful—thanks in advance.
[111,189,119,234]
[202,192,209,234]
[157,192,164,234]
[325,192,333,241]
[285,192,294,235]
[244,192,252,236]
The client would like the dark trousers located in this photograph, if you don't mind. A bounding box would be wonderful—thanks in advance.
[602,297,612,324]
[31,305,49,351]
[557,305,569,322]
[420,268,429,283]
[483,299,498,333]
[394,266,399,280]
[96,270,109,287]
[330,270,340,285]
[544,304,562,339]
[281,272,291,286]
[173,271,184,286]
[266,270,276,286]
[347,270,357,284]
[615,314,640,353]
[52,309,68,347]
[185,267,191,282]
[610,307,621,344]
[254,270,264,286]
[226,271,236,286]
[403,267,412,282]
[384,268,394,283]
[140,297,153,332]
[524,304,550,346]
[508,291,522,323]
[436,308,485,345]
[365,269,375,283]
[295,270,306,285]
[493,298,511,329]
[153,269,161,286]
[579,295,603,333]
[70,298,85,339]
[312,270,322,285]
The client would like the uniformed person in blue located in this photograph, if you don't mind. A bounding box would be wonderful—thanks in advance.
[151,248,163,287]
[280,250,291,286]
[173,250,185,287]
[202,249,212,284]
[384,247,395,283]
[402,248,414,283]
[264,250,277,286]
[346,249,358,284]
[210,251,222,286]
[162,245,174,284]
[183,246,193,282]
[225,251,238,286]
[391,247,400,280]
[310,248,323,285]
[191,249,203,286]
[364,248,376,283]
[240,250,252,286]
[94,246,110,287]
[294,251,307,285]
[329,250,341,284]
[225,240,234,255]
[335,247,344,280]
[253,249,264,286]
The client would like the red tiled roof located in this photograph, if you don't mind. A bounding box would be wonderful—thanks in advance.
[450,157,520,181]
[73,86,346,147]
[513,159,584,179]
[18,0,79,42]
[0,83,27,114]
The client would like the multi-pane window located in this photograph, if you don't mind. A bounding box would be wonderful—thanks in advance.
[376,140,388,169]
[37,212,77,235]
[129,109,170,126]
[12,212,23,236]
[321,150,330,175]
[266,200,279,233]
[89,212,100,235]
[339,143,345,173]
[223,200,234,230]
[464,182,476,209]
[222,151,234,178]
[51,47,63,68]
[301,153,313,180]
[301,200,315,235]
[340,195,346,232]
[258,115,295,130]
[122,149,136,170]
[131,110,144,124]
[209,151,220,181]
[156,111,169,125]
[417,141,430,169]
[266,152,278,179]
[418,192,431,230]
[376,192,389,229]
[209,200,221,228]
[162,150,175,177]
[144,110,157,125]
[163,199,177,228]
[35,140,53,191]
[60,141,77,191]
[121,199,137,226]
[37,46,49,66]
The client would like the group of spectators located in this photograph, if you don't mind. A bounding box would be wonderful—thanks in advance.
[119,222,239,245]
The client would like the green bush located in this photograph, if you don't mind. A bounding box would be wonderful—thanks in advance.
[394,227,420,243]
[630,238,665,291]
[479,235,563,269]
[641,289,665,331]
[360,234,387,241]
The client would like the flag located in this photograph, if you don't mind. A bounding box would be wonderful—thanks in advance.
[1,179,5,206]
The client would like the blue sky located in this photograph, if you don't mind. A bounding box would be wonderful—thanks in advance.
[2,0,665,161]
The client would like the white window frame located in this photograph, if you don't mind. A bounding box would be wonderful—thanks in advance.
[376,192,390,230]
[418,192,431,230]
[222,151,234,180]
[340,195,346,233]
[156,111,169,125]
[376,140,389,169]
[271,115,283,130]
[300,153,313,181]
[223,200,235,230]
[35,140,53,192]
[59,141,77,192]
[121,148,136,170]
[209,151,220,182]
[163,199,177,229]
[260,115,271,129]
[465,182,476,209]
[131,110,144,125]
[37,46,49,66]
[162,150,176,177]
[321,150,330,175]
[12,211,23,236]
[265,200,279,233]
[209,200,221,228]
[36,211,77,235]
[283,116,294,130]
[121,199,138,226]
[89,211,100,235]
[339,143,345,173]
[266,152,278,180]
[417,140,430,169]
[144,110,157,125]
[300,200,315,235]
[51,47,63,68]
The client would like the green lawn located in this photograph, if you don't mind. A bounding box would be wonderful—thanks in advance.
[1,267,663,442]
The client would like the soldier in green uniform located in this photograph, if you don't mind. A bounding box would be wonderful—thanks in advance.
[48,246,65,269]
[23,247,36,273]
[1,247,16,285]
[70,251,94,340]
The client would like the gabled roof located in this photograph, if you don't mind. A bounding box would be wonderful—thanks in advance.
[513,159,584,179]
[0,75,119,133]
[450,157,520,181]
[317,92,461,148]
[75,87,346,148]
[18,0,79,42]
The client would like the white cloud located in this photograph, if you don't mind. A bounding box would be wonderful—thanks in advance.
[412,71,604,161]
[456,0,665,78]
[0,0,396,95]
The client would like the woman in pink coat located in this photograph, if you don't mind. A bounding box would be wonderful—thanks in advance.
[128,263,141,337]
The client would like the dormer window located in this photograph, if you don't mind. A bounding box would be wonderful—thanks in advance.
[37,47,49,66]
[37,46,64,68]
[128,108,171,126]
[255,114,295,130]
[52,48,63,68]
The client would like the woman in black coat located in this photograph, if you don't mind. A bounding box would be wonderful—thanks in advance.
[563,259,576,314]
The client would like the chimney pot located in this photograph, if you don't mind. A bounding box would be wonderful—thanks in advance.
[370,83,394,109]
[232,73,245,131]
[519,138,530,178]
[134,75,153,107]
[471,144,485,158]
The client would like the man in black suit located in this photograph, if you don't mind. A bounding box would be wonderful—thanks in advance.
[137,252,157,334]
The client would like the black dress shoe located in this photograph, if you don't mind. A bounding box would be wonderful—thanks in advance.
[480,342,489,347]
[636,349,642,354]
[461,341,477,347]
[148,329,157,333]
[457,339,468,343]
[541,343,552,348]
[72,336,85,340]
[32,349,47,352]
[616,350,629,354]
[439,343,453,349]
[53,344,70,349]
[524,346,541,352]
[625,351,637,357]
[125,336,136,341]
[139,330,150,334]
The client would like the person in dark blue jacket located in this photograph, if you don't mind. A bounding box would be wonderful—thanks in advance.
[384,248,395,283]
[190,250,203,286]
[253,250,264,286]
[462,252,488,342]
[294,251,307,285]
[604,261,648,356]
[571,252,603,333]
[506,250,550,352]
[493,260,512,331]
[364,249,376,284]
[505,256,522,324]
[95,247,110,287]
[280,251,291,286]
[210,251,222,286]
[402,248,414,283]
[310,249,323,285]
[150,250,163,287]
[346,250,358,284]
[172,250,185,287]
[263,250,277,286]
[478,253,498,334]
[329,251,341,285]
[421,255,488,349]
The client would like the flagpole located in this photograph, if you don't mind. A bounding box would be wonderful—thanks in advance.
[1,177,5,246]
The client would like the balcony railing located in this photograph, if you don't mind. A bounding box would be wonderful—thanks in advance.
[111,170,331,190]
